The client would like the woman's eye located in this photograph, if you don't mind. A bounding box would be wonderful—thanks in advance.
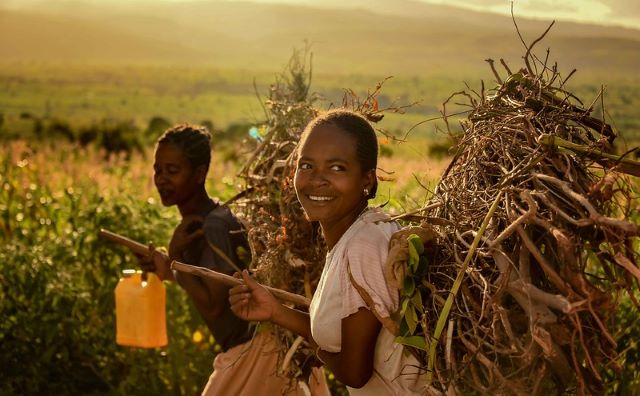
[298,163,311,170]
[330,164,344,171]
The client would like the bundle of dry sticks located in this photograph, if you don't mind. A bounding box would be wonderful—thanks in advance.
[387,28,640,395]
[233,51,324,383]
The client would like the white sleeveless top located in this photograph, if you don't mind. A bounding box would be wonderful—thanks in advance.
[309,208,425,395]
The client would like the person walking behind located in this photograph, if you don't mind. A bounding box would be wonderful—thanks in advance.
[139,124,327,395]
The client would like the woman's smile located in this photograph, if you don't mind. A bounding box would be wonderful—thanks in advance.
[307,194,335,202]
[294,123,374,248]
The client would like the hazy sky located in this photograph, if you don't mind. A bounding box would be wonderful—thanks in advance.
[248,0,640,29]
[3,0,639,29]
[418,0,639,29]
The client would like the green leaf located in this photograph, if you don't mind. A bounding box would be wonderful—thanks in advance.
[418,255,429,274]
[406,304,418,334]
[408,234,424,255]
[411,290,423,308]
[403,275,415,297]
[399,316,409,335]
[407,234,424,272]
[395,335,427,351]
[407,242,419,272]
[401,297,410,315]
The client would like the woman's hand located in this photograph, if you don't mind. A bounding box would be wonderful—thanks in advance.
[136,246,173,281]
[229,270,281,322]
[168,214,204,260]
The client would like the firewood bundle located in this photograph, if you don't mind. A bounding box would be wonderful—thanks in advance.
[388,32,640,395]
[233,50,324,384]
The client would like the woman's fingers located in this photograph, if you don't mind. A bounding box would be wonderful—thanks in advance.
[229,270,259,293]
[229,291,252,320]
[229,282,249,296]
[134,251,156,271]
[240,269,259,288]
[228,279,250,306]
[228,271,279,322]
[228,290,250,305]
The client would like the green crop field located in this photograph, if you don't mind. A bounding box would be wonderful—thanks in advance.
[2,62,639,143]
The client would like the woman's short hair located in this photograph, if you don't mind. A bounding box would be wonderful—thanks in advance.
[157,124,212,170]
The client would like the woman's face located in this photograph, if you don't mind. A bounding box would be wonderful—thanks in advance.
[153,143,202,207]
[294,124,374,233]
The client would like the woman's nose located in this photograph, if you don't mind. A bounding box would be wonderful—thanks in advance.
[309,168,328,186]
[154,171,166,184]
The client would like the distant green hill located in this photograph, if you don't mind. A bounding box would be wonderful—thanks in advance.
[1,0,639,77]
[1,1,638,144]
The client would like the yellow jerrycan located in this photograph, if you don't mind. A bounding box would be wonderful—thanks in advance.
[115,270,168,348]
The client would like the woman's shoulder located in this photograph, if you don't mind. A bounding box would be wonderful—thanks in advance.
[203,204,241,229]
[349,208,399,247]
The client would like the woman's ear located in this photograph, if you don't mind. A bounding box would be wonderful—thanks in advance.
[364,169,376,192]
[195,165,208,184]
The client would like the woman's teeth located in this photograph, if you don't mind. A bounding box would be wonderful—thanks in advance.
[309,195,334,201]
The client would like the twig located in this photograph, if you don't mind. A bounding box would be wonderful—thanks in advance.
[204,238,243,274]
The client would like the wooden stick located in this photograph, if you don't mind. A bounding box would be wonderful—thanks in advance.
[101,228,244,274]
[171,260,310,307]
[614,253,640,283]
[204,239,243,274]
[99,229,309,305]
[99,229,149,256]
[537,134,640,176]
[388,202,443,221]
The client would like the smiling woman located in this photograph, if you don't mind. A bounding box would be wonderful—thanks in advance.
[229,109,425,395]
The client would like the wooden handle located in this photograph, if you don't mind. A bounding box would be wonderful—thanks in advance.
[99,229,150,256]
[171,260,310,307]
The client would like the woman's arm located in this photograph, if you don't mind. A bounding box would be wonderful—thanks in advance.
[174,273,227,320]
[229,271,382,388]
[316,308,381,388]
